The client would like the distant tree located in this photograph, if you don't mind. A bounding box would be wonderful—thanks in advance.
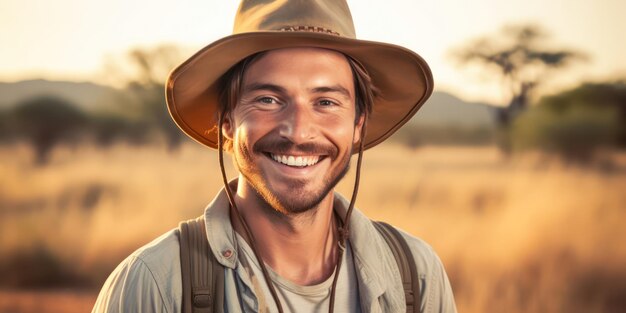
[538,80,626,146]
[451,24,585,136]
[126,81,184,150]
[0,109,12,142]
[12,96,87,165]
[89,113,146,147]
[121,45,187,150]
[512,103,618,163]
[510,80,625,162]
[126,44,183,87]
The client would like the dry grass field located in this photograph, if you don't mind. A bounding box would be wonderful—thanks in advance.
[1,142,625,312]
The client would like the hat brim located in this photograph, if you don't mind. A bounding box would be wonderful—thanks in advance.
[166,31,433,152]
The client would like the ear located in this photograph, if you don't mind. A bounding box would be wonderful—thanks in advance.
[221,114,235,141]
[353,113,365,145]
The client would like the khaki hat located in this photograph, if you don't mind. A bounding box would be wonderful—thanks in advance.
[166,0,433,151]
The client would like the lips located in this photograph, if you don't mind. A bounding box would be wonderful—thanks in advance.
[270,154,321,167]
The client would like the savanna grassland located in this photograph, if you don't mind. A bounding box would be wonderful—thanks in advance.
[1,142,625,312]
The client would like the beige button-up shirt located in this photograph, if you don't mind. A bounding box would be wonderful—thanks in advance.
[92,188,457,313]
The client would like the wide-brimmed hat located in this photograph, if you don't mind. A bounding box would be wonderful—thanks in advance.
[166,0,433,151]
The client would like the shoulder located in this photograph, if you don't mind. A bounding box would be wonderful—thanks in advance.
[388,225,458,313]
[130,229,182,279]
[92,229,182,313]
[392,227,441,275]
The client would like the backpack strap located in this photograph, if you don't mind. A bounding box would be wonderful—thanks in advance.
[177,216,418,312]
[373,221,421,313]
[177,216,224,313]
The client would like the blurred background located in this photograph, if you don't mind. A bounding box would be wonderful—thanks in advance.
[1,0,625,312]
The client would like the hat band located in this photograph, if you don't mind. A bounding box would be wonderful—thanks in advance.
[278,25,340,36]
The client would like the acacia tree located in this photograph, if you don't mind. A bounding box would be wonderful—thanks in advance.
[13,96,86,165]
[105,44,188,150]
[451,24,584,128]
[126,45,188,150]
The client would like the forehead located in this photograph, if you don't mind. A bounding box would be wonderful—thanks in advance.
[242,47,354,94]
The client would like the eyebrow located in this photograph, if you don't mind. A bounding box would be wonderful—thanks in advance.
[242,83,352,99]
[242,83,287,95]
[310,85,352,99]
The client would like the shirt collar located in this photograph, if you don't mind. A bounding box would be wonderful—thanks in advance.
[203,181,405,311]
[203,183,239,269]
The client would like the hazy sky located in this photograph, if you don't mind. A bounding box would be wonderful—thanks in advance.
[1,0,624,104]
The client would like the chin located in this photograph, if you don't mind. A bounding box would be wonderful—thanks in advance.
[261,182,329,215]
[275,193,327,215]
[266,174,346,215]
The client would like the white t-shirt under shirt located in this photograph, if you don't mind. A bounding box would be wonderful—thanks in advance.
[236,234,361,313]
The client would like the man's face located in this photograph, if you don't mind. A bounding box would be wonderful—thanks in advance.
[223,47,364,214]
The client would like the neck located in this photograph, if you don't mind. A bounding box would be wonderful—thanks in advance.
[230,177,339,285]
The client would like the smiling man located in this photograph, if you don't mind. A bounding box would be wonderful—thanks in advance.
[227,48,362,217]
[93,1,457,313]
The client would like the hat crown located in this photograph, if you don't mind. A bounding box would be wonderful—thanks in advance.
[233,0,356,38]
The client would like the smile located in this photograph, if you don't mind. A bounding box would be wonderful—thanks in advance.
[270,154,321,167]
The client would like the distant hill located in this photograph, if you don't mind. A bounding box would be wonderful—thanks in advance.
[389,92,497,146]
[410,91,496,128]
[0,80,497,127]
[0,79,126,112]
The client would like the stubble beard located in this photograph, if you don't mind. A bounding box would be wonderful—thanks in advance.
[235,136,353,216]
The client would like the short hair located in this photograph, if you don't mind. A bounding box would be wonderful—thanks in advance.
[217,50,377,152]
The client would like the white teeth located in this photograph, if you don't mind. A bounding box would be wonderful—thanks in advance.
[270,154,320,167]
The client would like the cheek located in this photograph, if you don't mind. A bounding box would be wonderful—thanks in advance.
[233,114,270,145]
[325,115,358,142]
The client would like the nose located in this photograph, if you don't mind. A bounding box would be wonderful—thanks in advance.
[278,103,318,143]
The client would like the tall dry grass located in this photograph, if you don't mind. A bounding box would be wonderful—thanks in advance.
[1,142,625,312]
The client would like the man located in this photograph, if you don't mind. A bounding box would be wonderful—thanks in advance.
[93,1,457,312]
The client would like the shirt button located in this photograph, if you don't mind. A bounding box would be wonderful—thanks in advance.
[222,249,233,258]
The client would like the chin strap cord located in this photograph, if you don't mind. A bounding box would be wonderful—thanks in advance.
[217,111,367,313]
[328,116,367,313]
[218,113,285,313]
